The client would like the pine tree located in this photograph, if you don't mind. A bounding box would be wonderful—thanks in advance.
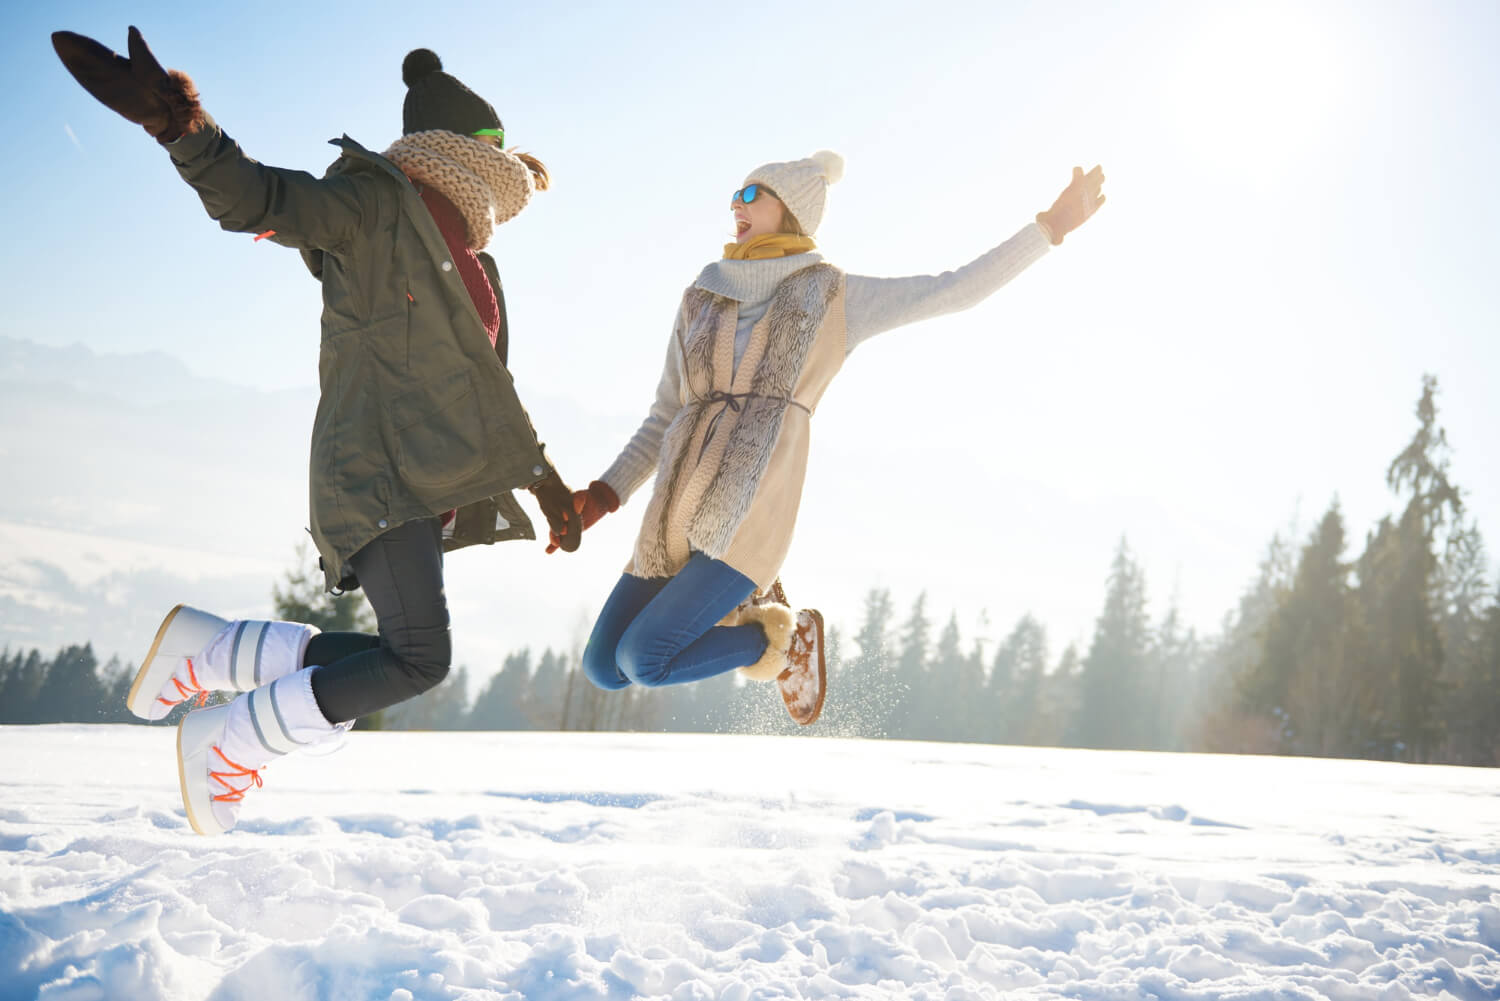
[989,615,1048,745]
[385,665,472,730]
[272,542,378,634]
[892,593,932,737]
[529,649,573,730]
[97,655,137,724]
[1360,375,1464,761]
[1046,644,1082,745]
[0,651,14,722]
[0,650,47,723]
[33,644,107,723]
[987,624,1017,738]
[272,542,386,728]
[928,613,970,742]
[1245,502,1369,756]
[1146,601,1200,752]
[1467,581,1500,766]
[841,588,900,736]
[468,649,534,730]
[1071,537,1151,749]
[1193,529,1296,753]
[1435,524,1494,764]
[961,635,991,743]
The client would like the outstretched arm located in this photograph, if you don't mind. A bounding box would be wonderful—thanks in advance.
[844,165,1106,351]
[54,26,373,253]
[844,223,1051,349]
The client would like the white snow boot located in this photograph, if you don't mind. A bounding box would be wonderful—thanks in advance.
[128,604,318,721]
[177,670,343,835]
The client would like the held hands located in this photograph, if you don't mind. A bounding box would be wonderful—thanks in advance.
[1036,165,1106,245]
[545,480,619,555]
[528,468,582,553]
[51,26,204,143]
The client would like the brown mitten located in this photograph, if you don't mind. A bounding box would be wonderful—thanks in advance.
[52,26,204,143]
[545,480,618,554]
[528,468,581,553]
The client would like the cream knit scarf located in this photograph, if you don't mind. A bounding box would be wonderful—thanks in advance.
[382,130,534,250]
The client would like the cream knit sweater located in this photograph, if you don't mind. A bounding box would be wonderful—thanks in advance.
[601,221,1051,503]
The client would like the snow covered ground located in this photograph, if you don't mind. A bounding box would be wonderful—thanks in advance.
[1,726,1496,1001]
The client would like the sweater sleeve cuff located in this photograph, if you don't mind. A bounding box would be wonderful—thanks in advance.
[598,459,651,507]
[1022,220,1054,256]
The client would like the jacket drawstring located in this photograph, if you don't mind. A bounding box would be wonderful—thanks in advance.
[695,390,811,462]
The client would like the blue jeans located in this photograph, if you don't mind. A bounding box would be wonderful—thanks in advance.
[582,552,766,689]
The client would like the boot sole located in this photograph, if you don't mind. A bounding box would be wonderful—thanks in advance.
[127,604,187,719]
[802,609,828,725]
[177,705,230,836]
[782,610,827,726]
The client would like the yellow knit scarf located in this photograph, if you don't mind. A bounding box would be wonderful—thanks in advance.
[722,233,818,260]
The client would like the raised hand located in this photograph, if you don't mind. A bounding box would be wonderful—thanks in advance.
[545,480,619,554]
[52,26,204,143]
[1037,165,1106,245]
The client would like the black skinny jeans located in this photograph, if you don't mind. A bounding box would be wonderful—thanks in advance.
[305,517,452,723]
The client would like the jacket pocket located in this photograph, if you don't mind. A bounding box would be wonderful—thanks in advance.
[387,368,486,494]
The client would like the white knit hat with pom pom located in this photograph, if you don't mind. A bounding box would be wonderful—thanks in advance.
[744,150,844,237]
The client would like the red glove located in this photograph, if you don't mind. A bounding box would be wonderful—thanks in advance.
[546,480,618,554]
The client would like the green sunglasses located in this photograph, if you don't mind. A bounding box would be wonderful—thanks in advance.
[471,127,505,148]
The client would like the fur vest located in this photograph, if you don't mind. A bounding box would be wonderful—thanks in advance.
[631,262,847,588]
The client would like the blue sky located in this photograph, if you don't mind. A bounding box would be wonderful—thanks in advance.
[5,0,1499,664]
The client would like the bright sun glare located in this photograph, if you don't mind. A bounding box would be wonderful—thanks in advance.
[1168,10,1347,187]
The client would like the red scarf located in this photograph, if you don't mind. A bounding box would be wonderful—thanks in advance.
[418,184,500,346]
[418,184,501,529]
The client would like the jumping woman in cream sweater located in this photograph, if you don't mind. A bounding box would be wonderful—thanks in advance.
[555,152,1105,724]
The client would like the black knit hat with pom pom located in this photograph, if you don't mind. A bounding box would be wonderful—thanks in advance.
[401,49,501,137]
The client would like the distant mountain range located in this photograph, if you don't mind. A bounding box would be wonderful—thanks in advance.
[0,336,638,671]
[0,335,316,662]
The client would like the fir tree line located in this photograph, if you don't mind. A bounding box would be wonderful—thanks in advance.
[3,376,1496,765]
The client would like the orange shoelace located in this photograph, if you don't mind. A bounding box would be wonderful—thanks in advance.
[155,657,211,711]
[209,745,263,803]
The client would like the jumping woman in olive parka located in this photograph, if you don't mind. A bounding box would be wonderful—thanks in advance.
[52,27,581,835]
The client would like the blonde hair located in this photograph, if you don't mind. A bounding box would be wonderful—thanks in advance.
[514,150,550,192]
[755,185,804,236]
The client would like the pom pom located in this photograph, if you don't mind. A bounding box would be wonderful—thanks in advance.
[402,49,443,87]
[811,149,845,185]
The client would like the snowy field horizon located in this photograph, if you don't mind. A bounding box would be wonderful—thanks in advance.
[2,726,1496,1000]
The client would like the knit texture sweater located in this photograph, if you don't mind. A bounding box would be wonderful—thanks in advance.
[601,221,1051,502]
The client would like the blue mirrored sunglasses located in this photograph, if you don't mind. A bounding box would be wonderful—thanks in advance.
[731,183,769,207]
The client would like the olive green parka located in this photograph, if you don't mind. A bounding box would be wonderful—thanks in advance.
[167,114,552,589]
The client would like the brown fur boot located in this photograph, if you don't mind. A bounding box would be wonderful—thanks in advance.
[736,603,795,682]
[778,610,827,725]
